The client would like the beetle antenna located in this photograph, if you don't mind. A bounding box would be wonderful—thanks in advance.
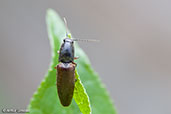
[73,38,100,42]
[63,17,69,37]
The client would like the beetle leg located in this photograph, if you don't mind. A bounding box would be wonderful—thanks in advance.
[72,61,77,67]
[74,56,79,60]
[54,66,57,69]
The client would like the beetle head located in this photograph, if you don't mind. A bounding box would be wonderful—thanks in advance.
[63,38,74,44]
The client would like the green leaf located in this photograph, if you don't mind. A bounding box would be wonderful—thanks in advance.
[28,9,117,114]
[73,71,91,114]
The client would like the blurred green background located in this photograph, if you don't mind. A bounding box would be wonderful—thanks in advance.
[0,0,171,114]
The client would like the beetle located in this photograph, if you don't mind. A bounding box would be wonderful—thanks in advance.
[56,18,99,106]
[56,37,77,107]
[56,18,78,107]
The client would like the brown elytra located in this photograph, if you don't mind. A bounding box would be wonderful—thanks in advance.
[57,63,76,106]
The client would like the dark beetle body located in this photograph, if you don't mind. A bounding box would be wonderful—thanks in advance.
[56,38,76,106]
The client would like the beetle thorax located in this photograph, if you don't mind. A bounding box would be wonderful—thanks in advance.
[59,38,74,63]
